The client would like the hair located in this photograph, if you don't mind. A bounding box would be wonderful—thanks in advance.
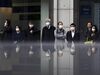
[86,21,93,26]
[87,21,92,24]
[58,21,63,25]
[15,25,21,31]
[45,19,51,23]
[57,21,63,28]
[92,25,98,33]
[70,23,76,27]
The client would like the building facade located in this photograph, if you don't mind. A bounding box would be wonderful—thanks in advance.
[41,0,100,32]
[0,0,100,31]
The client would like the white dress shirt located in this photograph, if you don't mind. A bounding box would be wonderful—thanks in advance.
[71,31,75,38]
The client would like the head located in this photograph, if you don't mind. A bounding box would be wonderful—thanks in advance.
[92,25,97,33]
[87,22,92,28]
[15,26,21,32]
[45,19,51,26]
[28,21,34,28]
[70,23,76,31]
[4,19,10,27]
[57,21,63,29]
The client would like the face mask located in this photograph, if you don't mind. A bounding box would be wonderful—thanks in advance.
[16,28,20,32]
[92,28,95,32]
[59,25,63,29]
[70,27,75,31]
[45,52,50,57]
[46,22,50,26]
[4,22,7,27]
[29,24,33,28]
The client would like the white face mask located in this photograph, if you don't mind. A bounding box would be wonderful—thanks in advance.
[92,28,95,32]
[46,22,50,26]
[59,25,63,29]
[29,24,34,28]
[16,28,20,32]
[70,27,75,31]
[4,22,7,27]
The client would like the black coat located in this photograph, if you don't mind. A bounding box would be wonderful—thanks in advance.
[3,26,12,41]
[91,32,99,42]
[66,31,80,43]
[12,31,25,42]
[26,28,40,42]
[85,28,92,41]
[42,25,55,42]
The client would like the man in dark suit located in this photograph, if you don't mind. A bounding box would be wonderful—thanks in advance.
[25,21,40,42]
[42,19,55,42]
[66,23,80,43]
[42,19,55,55]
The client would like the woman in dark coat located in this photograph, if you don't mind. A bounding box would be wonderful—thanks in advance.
[91,25,99,42]
[3,19,12,41]
[84,22,93,41]
[12,25,24,43]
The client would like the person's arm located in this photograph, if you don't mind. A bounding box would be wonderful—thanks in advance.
[66,31,69,41]
[63,30,66,39]
[54,29,65,38]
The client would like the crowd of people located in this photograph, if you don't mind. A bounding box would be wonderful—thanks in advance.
[41,19,99,56]
[0,19,40,43]
[0,18,99,44]
[0,18,99,56]
[42,19,100,44]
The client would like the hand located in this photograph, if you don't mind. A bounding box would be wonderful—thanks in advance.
[91,33,95,36]
[30,30,33,33]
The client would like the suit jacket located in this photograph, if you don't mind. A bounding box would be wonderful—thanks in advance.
[42,25,55,42]
[66,31,80,43]
[26,27,39,41]
[12,31,25,42]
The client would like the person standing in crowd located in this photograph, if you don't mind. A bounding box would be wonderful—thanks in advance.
[66,23,80,55]
[12,25,24,43]
[42,19,55,56]
[85,22,93,41]
[3,19,12,41]
[55,21,66,53]
[42,19,55,42]
[26,21,37,42]
[55,21,66,40]
[85,25,98,56]
[91,25,99,42]
[66,23,80,43]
